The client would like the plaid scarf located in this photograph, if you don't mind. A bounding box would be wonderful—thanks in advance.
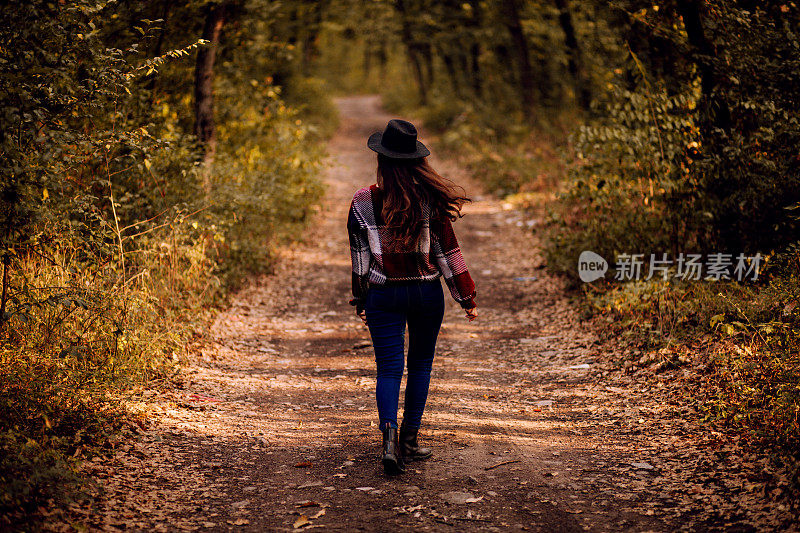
[348,184,476,312]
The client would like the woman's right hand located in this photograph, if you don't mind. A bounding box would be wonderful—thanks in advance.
[465,307,477,322]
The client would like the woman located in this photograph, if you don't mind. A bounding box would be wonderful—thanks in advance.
[347,119,478,476]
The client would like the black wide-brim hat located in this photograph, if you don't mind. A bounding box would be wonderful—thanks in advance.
[368,119,430,159]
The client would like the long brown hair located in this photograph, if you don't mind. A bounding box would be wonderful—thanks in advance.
[376,153,470,249]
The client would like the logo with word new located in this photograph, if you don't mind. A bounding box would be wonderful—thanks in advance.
[577,251,763,283]
[578,251,608,282]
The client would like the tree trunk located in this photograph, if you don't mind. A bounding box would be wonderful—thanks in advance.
[194,3,226,170]
[499,0,536,116]
[301,31,319,74]
[363,46,372,80]
[395,0,428,104]
[441,47,462,99]
[676,0,731,131]
[421,42,435,90]
[494,44,516,88]
[467,0,483,97]
[469,43,481,96]
[378,44,388,79]
[408,45,428,104]
[554,0,591,110]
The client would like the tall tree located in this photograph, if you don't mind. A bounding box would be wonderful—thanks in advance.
[467,0,483,98]
[554,0,591,110]
[676,0,731,131]
[395,0,429,104]
[499,0,536,116]
[194,2,227,170]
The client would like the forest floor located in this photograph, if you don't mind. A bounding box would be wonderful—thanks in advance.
[47,96,796,532]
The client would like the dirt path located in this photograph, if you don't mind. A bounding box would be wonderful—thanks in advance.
[52,96,792,532]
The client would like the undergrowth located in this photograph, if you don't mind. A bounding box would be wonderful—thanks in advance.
[0,2,332,527]
[383,90,569,201]
[395,53,800,497]
[577,254,800,485]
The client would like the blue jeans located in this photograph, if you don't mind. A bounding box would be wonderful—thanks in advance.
[365,279,445,431]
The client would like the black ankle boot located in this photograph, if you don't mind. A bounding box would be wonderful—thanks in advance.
[399,422,432,462]
[381,424,405,475]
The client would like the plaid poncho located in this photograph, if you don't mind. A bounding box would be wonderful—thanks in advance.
[348,184,476,312]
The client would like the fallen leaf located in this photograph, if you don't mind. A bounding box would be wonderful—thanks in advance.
[296,500,319,508]
[293,515,310,529]
[294,461,313,468]
[227,518,249,526]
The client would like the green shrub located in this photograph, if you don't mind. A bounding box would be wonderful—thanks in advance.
[283,76,341,139]
[0,430,80,521]
[419,98,468,133]
[434,106,567,198]
[581,250,800,452]
[544,86,698,277]
[381,81,422,115]
[0,1,328,524]
[540,4,800,461]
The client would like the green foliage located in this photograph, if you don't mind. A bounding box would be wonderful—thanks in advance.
[582,252,800,450]
[547,2,800,274]
[543,1,800,465]
[313,0,607,114]
[0,430,81,520]
[283,77,341,139]
[434,103,568,197]
[545,86,698,274]
[0,0,330,523]
[419,99,469,133]
[381,79,423,115]
[212,81,326,283]
[312,0,403,96]
[309,0,590,197]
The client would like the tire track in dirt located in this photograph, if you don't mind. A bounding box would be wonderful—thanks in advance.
[50,95,793,532]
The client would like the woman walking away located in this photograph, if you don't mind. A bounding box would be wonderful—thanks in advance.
[347,119,478,476]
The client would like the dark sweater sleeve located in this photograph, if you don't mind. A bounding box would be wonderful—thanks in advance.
[430,215,477,309]
[347,201,371,312]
